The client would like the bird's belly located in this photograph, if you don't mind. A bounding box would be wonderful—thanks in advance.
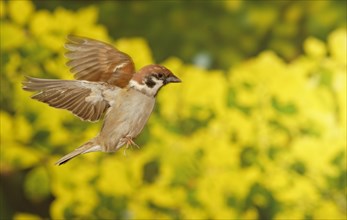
[99,90,155,152]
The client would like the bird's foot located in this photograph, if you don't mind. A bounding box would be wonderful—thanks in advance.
[121,136,139,156]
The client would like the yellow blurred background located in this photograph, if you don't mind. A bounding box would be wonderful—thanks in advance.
[0,1,346,219]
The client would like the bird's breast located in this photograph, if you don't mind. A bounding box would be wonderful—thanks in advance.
[98,88,155,151]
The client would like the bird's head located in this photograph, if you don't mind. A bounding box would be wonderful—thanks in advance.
[130,64,181,97]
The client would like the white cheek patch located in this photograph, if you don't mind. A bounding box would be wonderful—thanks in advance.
[149,77,164,94]
[129,77,164,97]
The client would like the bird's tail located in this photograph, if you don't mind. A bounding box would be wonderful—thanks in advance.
[55,140,101,165]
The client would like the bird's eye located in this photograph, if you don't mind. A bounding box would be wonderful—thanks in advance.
[157,73,164,79]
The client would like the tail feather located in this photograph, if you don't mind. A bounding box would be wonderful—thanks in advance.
[55,141,101,165]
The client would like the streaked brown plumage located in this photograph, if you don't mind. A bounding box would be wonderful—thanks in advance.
[23,36,181,165]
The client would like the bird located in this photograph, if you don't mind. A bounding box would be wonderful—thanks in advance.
[23,35,181,165]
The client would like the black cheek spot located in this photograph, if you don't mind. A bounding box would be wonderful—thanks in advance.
[145,77,156,88]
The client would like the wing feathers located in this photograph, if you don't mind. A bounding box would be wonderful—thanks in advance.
[66,56,100,68]
[23,77,115,122]
[64,35,135,88]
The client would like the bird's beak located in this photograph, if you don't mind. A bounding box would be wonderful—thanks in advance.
[165,75,181,84]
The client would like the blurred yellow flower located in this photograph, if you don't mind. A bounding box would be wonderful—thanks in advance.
[304,37,327,58]
[8,0,34,26]
[97,158,134,196]
[115,38,154,68]
[328,28,347,65]
[29,10,53,36]
[13,213,41,220]
[0,22,26,51]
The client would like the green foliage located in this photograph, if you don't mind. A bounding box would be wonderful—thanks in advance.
[1,1,346,220]
[33,0,347,70]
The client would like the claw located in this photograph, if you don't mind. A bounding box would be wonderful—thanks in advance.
[121,136,140,156]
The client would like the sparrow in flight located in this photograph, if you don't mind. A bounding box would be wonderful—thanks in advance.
[23,36,181,165]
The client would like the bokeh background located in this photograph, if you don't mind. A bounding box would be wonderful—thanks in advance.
[1,1,346,220]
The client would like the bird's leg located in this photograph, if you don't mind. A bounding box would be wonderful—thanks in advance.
[121,136,140,156]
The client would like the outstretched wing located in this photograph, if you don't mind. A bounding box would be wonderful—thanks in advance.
[23,77,120,122]
[65,35,135,88]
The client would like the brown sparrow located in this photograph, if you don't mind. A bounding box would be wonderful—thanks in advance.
[23,36,181,165]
